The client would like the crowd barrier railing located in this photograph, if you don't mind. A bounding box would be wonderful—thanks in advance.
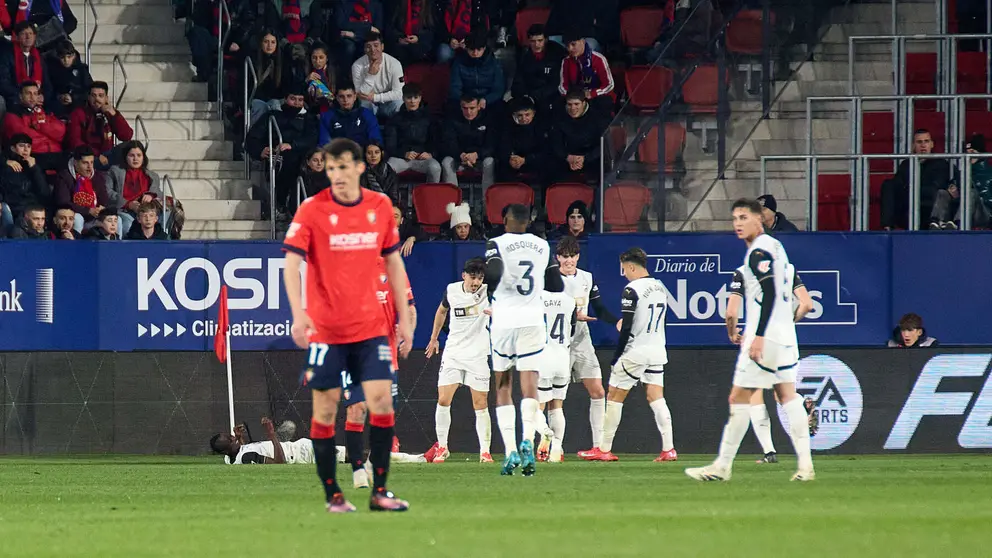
[267,115,284,240]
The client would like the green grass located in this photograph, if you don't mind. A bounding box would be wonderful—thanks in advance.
[1,454,990,557]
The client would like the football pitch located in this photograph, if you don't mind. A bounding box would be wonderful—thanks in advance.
[1,455,990,557]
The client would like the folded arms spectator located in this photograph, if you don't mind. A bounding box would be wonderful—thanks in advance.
[53,145,110,233]
[47,41,91,118]
[384,84,441,183]
[108,140,161,236]
[2,81,66,171]
[441,94,495,192]
[887,313,938,348]
[66,81,134,168]
[881,129,959,230]
[7,203,51,239]
[124,202,169,240]
[352,32,404,117]
[756,194,799,232]
[559,31,614,116]
[318,81,382,146]
[359,140,400,205]
[512,24,566,117]
[449,31,504,113]
[0,133,51,229]
[0,22,54,110]
[498,96,547,181]
[386,0,435,65]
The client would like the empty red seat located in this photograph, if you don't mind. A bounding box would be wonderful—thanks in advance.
[868,173,891,231]
[725,10,775,55]
[625,65,674,112]
[905,53,938,111]
[546,183,595,225]
[515,7,551,46]
[862,111,895,173]
[683,65,722,113]
[485,183,535,225]
[607,125,628,161]
[603,182,651,232]
[620,6,670,49]
[637,122,686,168]
[965,110,992,140]
[403,63,449,117]
[817,174,852,231]
[913,111,947,152]
[412,183,461,234]
[957,51,988,111]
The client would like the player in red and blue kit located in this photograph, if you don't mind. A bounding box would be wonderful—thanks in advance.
[283,138,414,513]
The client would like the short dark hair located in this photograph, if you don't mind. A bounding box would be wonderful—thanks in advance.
[13,21,33,35]
[365,31,382,44]
[120,140,148,169]
[19,81,38,92]
[465,31,487,50]
[619,247,648,269]
[54,204,74,214]
[73,145,96,160]
[90,81,109,94]
[23,203,45,216]
[527,24,546,38]
[731,198,764,215]
[97,207,118,221]
[556,236,580,257]
[337,80,356,93]
[914,128,931,137]
[402,83,422,99]
[463,257,486,276]
[460,94,479,105]
[323,138,363,163]
[565,88,585,103]
[209,434,224,454]
[898,313,924,331]
[504,203,530,224]
[55,40,76,58]
[9,133,32,147]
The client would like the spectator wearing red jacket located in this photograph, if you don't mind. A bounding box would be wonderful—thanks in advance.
[53,145,111,233]
[2,81,66,171]
[66,81,133,169]
[558,31,614,117]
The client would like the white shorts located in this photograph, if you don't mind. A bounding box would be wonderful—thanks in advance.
[438,363,491,392]
[732,339,799,389]
[570,336,602,382]
[491,325,546,372]
[538,365,569,403]
[609,357,665,391]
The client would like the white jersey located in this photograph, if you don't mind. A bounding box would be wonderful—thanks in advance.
[486,233,552,328]
[227,439,315,464]
[542,290,576,364]
[740,234,798,346]
[618,277,669,368]
[441,281,490,366]
[562,268,598,341]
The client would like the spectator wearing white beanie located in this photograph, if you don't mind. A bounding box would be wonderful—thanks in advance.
[446,202,477,240]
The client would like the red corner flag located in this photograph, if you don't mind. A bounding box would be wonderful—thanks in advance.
[215,285,230,363]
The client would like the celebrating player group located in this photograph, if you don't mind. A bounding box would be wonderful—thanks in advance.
[281,140,815,513]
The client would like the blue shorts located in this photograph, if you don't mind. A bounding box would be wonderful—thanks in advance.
[300,337,395,391]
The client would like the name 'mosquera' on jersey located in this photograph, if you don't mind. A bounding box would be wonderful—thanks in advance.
[441,281,490,366]
[620,277,669,367]
[485,233,552,328]
[740,234,798,346]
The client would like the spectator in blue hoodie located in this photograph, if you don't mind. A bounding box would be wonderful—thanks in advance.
[448,31,504,116]
[318,81,383,147]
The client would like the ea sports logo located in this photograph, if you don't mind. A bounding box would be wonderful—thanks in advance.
[776,355,863,450]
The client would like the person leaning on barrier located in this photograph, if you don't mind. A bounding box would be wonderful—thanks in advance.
[887,313,938,348]
[929,134,992,230]
[880,128,959,231]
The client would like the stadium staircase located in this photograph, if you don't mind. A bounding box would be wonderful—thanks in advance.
[674,0,938,231]
[68,0,266,239]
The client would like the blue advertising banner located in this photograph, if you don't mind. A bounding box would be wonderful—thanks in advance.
[0,232,986,351]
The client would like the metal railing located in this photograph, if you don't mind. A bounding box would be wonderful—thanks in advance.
[216,0,231,118]
[110,54,127,111]
[267,115,284,240]
[162,174,176,239]
[82,0,98,66]
[296,176,307,209]
[243,56,258,179]
[760,153,978,231]
[134,114,149,151]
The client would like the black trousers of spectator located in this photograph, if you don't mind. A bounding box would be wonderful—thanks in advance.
[391,42,434,66]
[35,152,67,173]
[881,178,933,230]
[187,25,215,81]
[254,153,304,216]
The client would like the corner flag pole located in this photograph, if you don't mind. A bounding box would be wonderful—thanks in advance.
[225,327,235,434]
[215,285,235,434]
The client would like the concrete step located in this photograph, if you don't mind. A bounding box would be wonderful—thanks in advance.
[795,60,894,83]
[113,81,208,103]
[138,119,225,140]
[89,53,190,64]
[166,178,252,200]
[751,138,850,157]
[182,200,261,220]
[753,118,852,141]
[73,4,175,24]
[182,220,273,240]
[153,160,246,179]
[822,21,935,44]
[90,62,195,83]
[70,23,186,45]
[785,79,896,101]
[119,101,218,120]
[88,44,190,58]
[151,140,235,160]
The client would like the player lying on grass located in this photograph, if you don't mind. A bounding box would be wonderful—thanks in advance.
[424,257,494,463]
[211,417,326,465]
[726,262,819,464]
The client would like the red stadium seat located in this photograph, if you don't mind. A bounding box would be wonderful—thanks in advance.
[515,7,551,46]
[620,7,670,49]
[913,110,947,152]
[403,63,449,117]
[607,125,628,161]
[485,183,535,225]
[817,174,852,231]
[965,110,992,139]
[683,65,723,113]
[625,65,674,112]
[862,111,895,173]
[725,10,776,55]
[603,182,651,232]
[546,183,595,225]
[412,183,461,234]
[868,173,891,231]
[957,51,988,110]
[637,122,686,169]
[905,53,937,111]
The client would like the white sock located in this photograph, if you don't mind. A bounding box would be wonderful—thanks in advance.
[533,407,553,440]
[520,398,540,445]
[649,398,674,452]
[783,397,814,471]
[600,401,623,453]
[475,408,491,454]
[749,404,776,455]
[589,398,605,448]
[714,404,751,471]
[549,407,566,458]
[495,405,517,457]
[435,404,452,447]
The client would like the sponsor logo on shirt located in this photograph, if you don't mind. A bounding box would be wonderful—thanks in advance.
[329,232,379,250]
[367,210,377,224]
[330,214,339,226]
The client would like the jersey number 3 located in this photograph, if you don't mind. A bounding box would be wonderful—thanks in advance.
[517,260,534,295]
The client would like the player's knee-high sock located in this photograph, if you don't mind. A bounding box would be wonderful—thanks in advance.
[495,405,517,457]
[600,401,623,453]
[532,406,552,440]
[368,413,395,492]
[344,421,366,472]
[590,398,605,448]
[782,397,814,470]
[475,409,492,454]
[435,404,452,447]
[548,408,566,448]
[520,398,539,445]
[310,418,342,499]
[714,404,751,471]
[749,404,776,455]
[649,398,674,452]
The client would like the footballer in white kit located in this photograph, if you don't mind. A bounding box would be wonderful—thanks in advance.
[535,289,576,463]
[582,247,677,463]
[686,198,815,482]
[484,204,565,477]
[555,237,621,460]
[425,258,494,464]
